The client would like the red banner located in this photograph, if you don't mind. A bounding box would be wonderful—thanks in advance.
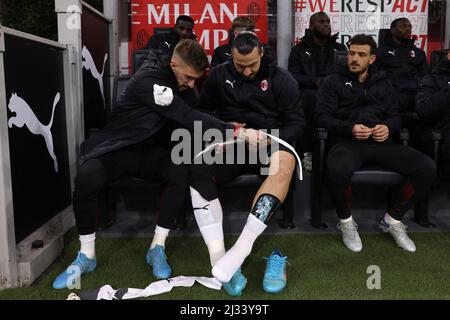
[130,1,268,62]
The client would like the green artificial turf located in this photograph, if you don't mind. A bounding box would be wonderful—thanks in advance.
[1,229,450,300]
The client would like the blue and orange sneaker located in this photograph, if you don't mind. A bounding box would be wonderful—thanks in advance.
[52,251,97,289]
[222,268,247,297]
[146,245,172,279]
[262,249,288,294]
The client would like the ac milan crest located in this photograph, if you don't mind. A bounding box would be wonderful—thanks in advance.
[261,79,269,91]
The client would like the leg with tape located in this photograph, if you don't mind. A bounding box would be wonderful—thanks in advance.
[212,193,281,283]
[190,187,247,296]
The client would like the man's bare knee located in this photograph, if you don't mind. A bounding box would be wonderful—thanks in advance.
[268,151,295,182]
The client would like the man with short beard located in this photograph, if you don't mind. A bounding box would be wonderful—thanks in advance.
[375,18,430,122]
[288,11,347,170]
[146,15,197,55]
[315,34,436,253]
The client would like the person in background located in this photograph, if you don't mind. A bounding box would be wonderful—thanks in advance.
[288,11,347,171]
[315,34,436,253]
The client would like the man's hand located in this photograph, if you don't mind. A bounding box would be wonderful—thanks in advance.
[372,124,389,142]
[237,128,268,150]
[352,124,373,140]
[231,122,246,129]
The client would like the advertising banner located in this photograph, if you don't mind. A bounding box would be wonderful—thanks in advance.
[293,0,429,50]
[130,0,268,62]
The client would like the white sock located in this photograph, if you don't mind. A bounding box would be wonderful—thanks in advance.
[212,214,267,283]
[208,240,226,267]
[384,213,400,225]
[190,187,226,267]
[340,216,353,224]
[150,225,170,249]
[79,233,96,260]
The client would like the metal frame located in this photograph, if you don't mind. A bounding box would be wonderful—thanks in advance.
[0,27,18,289]
[0,25,76,289]
[82,1,112,24]
[277,0,294,69]
[446,0,450,48]
[55,0,84,152]
[103,0,119,109]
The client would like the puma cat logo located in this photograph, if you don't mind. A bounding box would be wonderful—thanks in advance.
[165,41,171,49]
[345,82,353,87]
[388,50,396,56]
[82,46,108,108]
[226,80,236,88]
[305,51,311,57]
[225,52,232,57]
[8,92,60,172]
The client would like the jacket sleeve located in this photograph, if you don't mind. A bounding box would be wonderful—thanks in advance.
[288,46,318,89]
[210,49,221,69]
[416,75,450,124]
[145,34,159,50]
[374,48,386,71]
[275,73,305,142]
[197,68,220,116]
[315,76,355,136]
[382,81,401,134]
[418,51,431,78]
[133,74,233,136]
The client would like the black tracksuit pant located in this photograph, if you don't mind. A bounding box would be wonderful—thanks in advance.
[299,89,317,154]
[73,141,189,235]
[326,140,436,220]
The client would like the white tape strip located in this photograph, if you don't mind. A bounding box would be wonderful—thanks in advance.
[194,133,303,181]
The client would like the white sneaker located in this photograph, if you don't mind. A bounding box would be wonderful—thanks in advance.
[380,220,416,252]
[337,220,362,252]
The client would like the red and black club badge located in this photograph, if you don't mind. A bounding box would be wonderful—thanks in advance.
[261,79,269,92]
[410,50,415,58]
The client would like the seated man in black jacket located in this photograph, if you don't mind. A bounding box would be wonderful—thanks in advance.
[190,32,305,296]
[375,18,430,124]
[315,34,436,253]
[288,11,347,170]
[416,50,450,168]
[145,15,196,55]
[52,40,245,289]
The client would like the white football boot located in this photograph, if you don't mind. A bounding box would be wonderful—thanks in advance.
[380,219,416,252]
[337,220,363,252]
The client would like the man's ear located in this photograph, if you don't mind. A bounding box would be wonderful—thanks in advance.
[170,59,177,68]
[369,54,376,65]
[260,46,264,58]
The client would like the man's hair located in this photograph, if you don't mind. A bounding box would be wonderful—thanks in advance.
[176,15,194,26]
[173,39,208,73]
[309,11,328,25]
[231,16,255,32]
[390,17,410,29]
[232,31,262,55]
[347,34,377,54]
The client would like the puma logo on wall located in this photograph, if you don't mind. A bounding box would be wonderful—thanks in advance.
[8,92,60,172]
[82,46,108,108]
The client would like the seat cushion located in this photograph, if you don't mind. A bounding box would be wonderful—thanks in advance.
[351,164,405,186]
